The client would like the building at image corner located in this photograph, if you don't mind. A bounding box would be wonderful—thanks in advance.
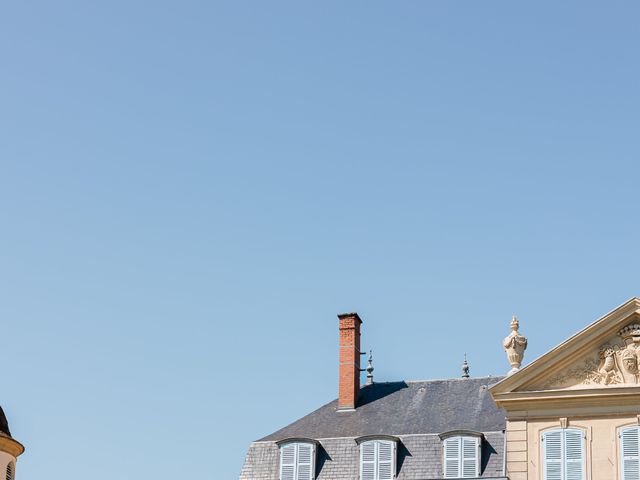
[240,298,640,480]
[0,406,24,480]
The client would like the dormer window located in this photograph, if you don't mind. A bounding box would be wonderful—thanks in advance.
[356,436,398,480]
[277,440,316,480]
[440,431,482,478]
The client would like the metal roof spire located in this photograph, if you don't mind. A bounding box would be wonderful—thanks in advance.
[365,350,374,385]
[461,353,470,379]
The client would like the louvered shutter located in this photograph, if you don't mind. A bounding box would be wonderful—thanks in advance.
[377,441,394,480]
[462,437,479,478]
[543,430,563,480]
[361,441,376,480]
[444,437,461,478]
[296,443,314,480]
[280,444,296,480]
[564,429,584,480]
[621,427,640,480]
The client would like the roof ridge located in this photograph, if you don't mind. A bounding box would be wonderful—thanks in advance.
[403,375,502,384]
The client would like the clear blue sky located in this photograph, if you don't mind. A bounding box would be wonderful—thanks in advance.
[1,1,639,478]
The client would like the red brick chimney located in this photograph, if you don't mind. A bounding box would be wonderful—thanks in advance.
[337,313,362,411]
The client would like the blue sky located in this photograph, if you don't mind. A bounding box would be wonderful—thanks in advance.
[1,1,639,478]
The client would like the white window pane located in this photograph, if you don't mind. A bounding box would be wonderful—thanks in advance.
[564,430,583,460]
[461,437,478,477]
[297,464,312,480]
[378,442,393,462]
[281,444,296,465]
[362,441,376,462]
[378,462,393,480]
[544,430,563,480]
[623,459,640,480]
[445,437,461,458]
[545,431,562,460]
[361,462,375,480]
[621,427,640,480]
[463,459,477,478]
[298,444,312,464]
[623,428,640,457]
[545,463,562,480]
[281,465,295,480]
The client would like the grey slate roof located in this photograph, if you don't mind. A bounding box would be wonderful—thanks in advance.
[260,376,505,441]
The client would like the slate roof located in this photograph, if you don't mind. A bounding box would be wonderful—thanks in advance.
[259,376,505,441]
[0,406,12,437]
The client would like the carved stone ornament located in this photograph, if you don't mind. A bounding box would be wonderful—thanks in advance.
[540,323,640,389]
[503,315,528,376]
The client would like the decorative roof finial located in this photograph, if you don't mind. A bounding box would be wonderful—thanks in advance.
[503,315,528,376]
[461,353,470,379]
[365,350,374,385]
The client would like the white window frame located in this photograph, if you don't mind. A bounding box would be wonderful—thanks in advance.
[619,425,640,480]
[359,439,397,480]
[542,427,585,480]
[442,435,481,478]
[278,441,316,480]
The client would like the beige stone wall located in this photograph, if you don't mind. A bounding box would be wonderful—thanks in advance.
[506,414,640,480]
[0,451,16,479]
[506,419,527,480]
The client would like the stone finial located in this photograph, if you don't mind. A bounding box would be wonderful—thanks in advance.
[503,315,528,376]
[365,350,374,385]
[461,353,470,379]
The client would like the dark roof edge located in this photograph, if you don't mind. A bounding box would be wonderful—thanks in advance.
[438,430,485,440]
[275,437,320,447]
[355,434,400,444]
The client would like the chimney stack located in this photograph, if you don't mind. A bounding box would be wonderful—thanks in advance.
[337,313,362,411]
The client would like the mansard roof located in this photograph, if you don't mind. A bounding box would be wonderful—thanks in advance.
[259,376,505,442]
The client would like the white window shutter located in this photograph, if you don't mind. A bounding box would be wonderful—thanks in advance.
[280,443,315,480]
[462,437,479,478]
[360,440,396,480]
[444,437,461,478]
[377,441,394,480]
[296,443,314,480]
[361,441,376,480]
[564,429,584,480]
[543,428,585,480]
[280,444,296,480]
[621,427,640,480]
[543,430,563,480]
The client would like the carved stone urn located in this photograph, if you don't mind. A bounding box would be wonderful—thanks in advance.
[503,315,528,376]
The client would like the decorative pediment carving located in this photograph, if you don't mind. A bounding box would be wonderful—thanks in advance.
[532,323,640,390]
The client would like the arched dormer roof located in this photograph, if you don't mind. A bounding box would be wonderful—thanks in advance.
[275,437,319,447]
[438,430,484,441]
[355,435,400,445]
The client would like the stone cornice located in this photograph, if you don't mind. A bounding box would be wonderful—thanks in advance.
[493,385,640,413]
[0,436,24,458]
